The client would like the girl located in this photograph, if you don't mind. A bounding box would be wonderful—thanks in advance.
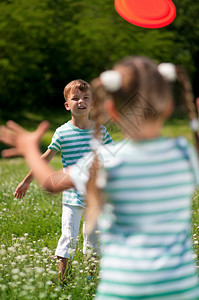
[1,56,199,299]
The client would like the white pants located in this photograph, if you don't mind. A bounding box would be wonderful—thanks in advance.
[55,204,98,258]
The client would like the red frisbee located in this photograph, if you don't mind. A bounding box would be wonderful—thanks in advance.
[114,0,176,28]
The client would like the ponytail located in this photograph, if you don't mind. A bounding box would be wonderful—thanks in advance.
[158,63,199,154]
[85,78,107,234]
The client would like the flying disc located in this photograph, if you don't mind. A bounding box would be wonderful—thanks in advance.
[114,0,176,28]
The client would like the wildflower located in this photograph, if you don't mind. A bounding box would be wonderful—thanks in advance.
[16,254,27,261]
[51,293,58,298]
[11,268,20,274]
[12,275,19,281]
[68,248,75,256]
[0,284,7,291]
[42,247,49,253]
[39,292,47,298]
[0,249,6,255]
[34,267,45,274]
[8,247,15,252]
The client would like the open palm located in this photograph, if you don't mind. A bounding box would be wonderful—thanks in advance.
[0,121,49,158]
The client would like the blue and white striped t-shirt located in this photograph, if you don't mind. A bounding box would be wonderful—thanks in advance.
[48,120,113,207]
[69,136,199,299]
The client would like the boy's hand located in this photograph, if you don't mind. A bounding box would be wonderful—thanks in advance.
[15,181,30,199]
[0,121,49,158]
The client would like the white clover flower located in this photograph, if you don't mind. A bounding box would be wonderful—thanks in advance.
[42,247,49,253]
[16,254,27,261]
[0,284,7,291]
[19,291,28,297]
[0,249,6,255]
[50,294,58,299]
[72,260,78,265]
[48,270,57,275]
[34,267,45,274]
[8,247,15,252]
[24,233,28,237]
[12,275,19,281]
[46,280,53,286]
[54,286,61,292]
[11,268,20,274]
[39,292,47,298]
[19,272,25,277]
[68,248,75,256]
[86,248,93,256]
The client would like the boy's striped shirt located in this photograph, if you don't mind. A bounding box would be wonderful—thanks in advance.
[48,120,113,207]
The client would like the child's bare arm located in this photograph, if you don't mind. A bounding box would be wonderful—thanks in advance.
[14,148,57,198]
[0,121,74,193]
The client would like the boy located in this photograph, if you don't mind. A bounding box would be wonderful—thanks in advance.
[14,79,113,283]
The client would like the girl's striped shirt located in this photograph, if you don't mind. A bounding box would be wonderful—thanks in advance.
[48,120,113,207]
[69,136,199,299]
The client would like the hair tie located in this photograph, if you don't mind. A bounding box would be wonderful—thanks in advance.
[100,70,122,92]
[190,118,199,132]
[158,63,177,82]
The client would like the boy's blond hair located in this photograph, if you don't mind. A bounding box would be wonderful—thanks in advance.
[63,79,91,101]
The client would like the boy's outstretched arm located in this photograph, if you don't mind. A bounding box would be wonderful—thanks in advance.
[0,121,74,193]
[15,148,57,199]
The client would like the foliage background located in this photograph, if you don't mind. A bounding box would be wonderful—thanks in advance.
[0,0,199,120]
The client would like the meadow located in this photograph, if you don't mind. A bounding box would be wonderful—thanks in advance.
[1,115,199,299]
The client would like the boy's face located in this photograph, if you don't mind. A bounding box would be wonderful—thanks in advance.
[64,88,92,118]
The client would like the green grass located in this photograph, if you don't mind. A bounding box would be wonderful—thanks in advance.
[0,115,199,299]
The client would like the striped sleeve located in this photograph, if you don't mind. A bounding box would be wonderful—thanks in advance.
[69,152,95,196]
[48,129,61,152]
[102,126,114,145]
[176,137,199,185]
[186,143,199,185]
